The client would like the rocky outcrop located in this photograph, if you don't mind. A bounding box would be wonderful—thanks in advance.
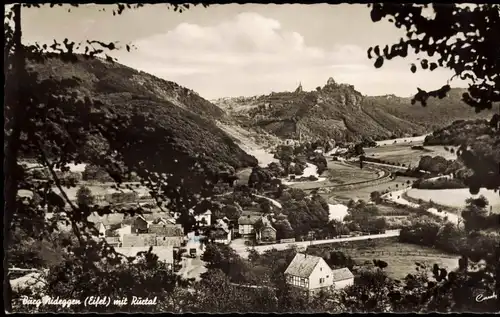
[213,77,488,142]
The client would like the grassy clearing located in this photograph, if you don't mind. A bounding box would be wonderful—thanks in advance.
[308,237,459,280]
[287,161,379,191]
[376,204,412,216]
[53,183,151,201]
[326,161,378,185]
[365,143,457,167]
[406,188,500,210]
[330,176,417,202]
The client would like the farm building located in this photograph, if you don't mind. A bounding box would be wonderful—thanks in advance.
[238,215,262,236]
[284,253,354,296]
[255,217,277,244]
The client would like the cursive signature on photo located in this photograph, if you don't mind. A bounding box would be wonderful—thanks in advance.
[475,292,497,303]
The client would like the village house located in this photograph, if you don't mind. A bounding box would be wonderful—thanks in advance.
[122,233,157,247]
[331,267,355,289]
[210,227,232,245]
[130,213,173,234]
[149,223,185,248]
[114,224,132,244]
[238,215,262,237]
[95,222,107,238]
[284,253,354,296]
[194,210,212,226]
[255,217,277,244]
[88,212,126,237]
[114,246,175,272]
[105,236,121,247]
[207,218,232,245]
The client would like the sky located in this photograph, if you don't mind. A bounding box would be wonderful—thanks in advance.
[19,4,468,100]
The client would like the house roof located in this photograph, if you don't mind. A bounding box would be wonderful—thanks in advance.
[155,236,183,247]
[284,253,323,278]
[122,233,157,247]
[260,224,276,232]
[331,268,354,281]
[238,215,262,225]
[137,213,172,223]
[148,224,184,237]
[215,219,229,230]
[114,246,174,263]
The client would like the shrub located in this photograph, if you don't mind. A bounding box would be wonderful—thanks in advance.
[413,178,467,190]
[105,191,139,204]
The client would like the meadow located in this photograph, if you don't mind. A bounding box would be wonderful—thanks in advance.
[365,142,457,167]
[330,176,417,202]
[287,160,379,191]
[308,237,459,280]
[52,183,151,201]
[326,161,379,185]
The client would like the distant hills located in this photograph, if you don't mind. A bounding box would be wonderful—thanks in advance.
[26,55,258,174]
[213,77,491,142]
[24,55,494,179]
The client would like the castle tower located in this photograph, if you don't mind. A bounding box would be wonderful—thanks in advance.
[295,82,303,94]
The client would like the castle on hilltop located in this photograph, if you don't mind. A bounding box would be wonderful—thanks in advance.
[326,77,336,86]
[294,82,303,94]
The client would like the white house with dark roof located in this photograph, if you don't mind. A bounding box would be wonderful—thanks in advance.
[284,253,354,295]
[330,267,355,290]
[238,215,262,236]
[194,210,212,226]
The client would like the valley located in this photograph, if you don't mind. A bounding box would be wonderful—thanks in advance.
[11,62,500,314]
[8,2,500,314]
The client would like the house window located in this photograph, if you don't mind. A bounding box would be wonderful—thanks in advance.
[300,278,307,287]
[320,267,322,271]
[319,278,325,284]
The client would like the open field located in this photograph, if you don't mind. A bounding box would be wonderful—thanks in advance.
[326,160,379,184]
[406,188,500,211]
[375,135,429,146]
[52,183,151,201]
[286,160,381,191]
[308,237,459,280]
[365,143,458,167]
[376,204,413,216]
[330,176,417,202]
